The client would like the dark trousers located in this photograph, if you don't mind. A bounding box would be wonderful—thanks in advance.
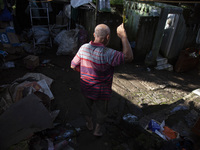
[82,96,108,125]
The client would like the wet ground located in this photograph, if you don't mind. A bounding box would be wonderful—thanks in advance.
[1,46,200,150]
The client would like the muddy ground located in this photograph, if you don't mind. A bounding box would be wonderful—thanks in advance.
[1,46,200,150]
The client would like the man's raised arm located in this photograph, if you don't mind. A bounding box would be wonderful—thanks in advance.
[117,24,133,62]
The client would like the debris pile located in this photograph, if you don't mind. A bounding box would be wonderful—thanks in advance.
[0,73,79,150]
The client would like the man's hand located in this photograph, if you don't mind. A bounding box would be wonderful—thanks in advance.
[117,23,133,62]
[117,24,127,39]
[71,65,80,72]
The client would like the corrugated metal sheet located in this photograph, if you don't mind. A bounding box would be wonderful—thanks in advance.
[125,2,160,62]
[78,8,122,50]
[133,16,159,61]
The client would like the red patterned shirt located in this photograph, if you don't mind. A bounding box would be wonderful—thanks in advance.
[71,41,124,100]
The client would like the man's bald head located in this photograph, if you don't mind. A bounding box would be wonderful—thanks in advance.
[94,24,110,39]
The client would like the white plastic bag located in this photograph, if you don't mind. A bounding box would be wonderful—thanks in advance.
[54,30,67,45]
[56,29,79,55]
[29,27,49,45]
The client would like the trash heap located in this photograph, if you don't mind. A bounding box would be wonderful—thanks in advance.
[0,4,88,149]
[0,73,78,150]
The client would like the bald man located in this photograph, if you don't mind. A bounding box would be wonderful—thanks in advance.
[71,24,133,136]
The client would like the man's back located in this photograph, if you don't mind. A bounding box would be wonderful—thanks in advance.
[71,41,124,100]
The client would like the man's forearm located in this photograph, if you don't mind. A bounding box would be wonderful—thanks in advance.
[121,37,133,62]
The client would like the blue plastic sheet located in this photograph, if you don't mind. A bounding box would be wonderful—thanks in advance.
[148,119,161,132]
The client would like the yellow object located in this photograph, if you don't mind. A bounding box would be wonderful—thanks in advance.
[122,2,126,24]
[123,13,125,24]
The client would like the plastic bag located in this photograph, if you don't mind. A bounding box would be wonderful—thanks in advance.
[123,113,138,124]
[147,119,161,132]
[54,30,67,45]
[71,0,92,8]
[29,27,50,45]
[2,61,15,69]
[76,24,88,48]
[56,29,79,55]
[64,4,71,19]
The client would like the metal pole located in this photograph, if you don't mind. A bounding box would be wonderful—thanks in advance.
[95,0,99,26]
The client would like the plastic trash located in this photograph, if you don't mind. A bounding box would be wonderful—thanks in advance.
[155,130,167,140]
[2,61,15,69]
[42,59,51,64]
[123,113,138,124]
[37,79,54,100]
[170,105,189,113]
[147,67,151,72]
[147,119,161,132]
[147,120,179,140]
[28,27,50,45]
[161,120,179,140]
[0,50,8,57]
[162,126,179,140]
[189,52,198,58]
[75,128,81,132]
[55,29,79,55]
[54,140,69,150]
[47,139,54,150]
[54,30,67,45]
[55,130,74,141]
